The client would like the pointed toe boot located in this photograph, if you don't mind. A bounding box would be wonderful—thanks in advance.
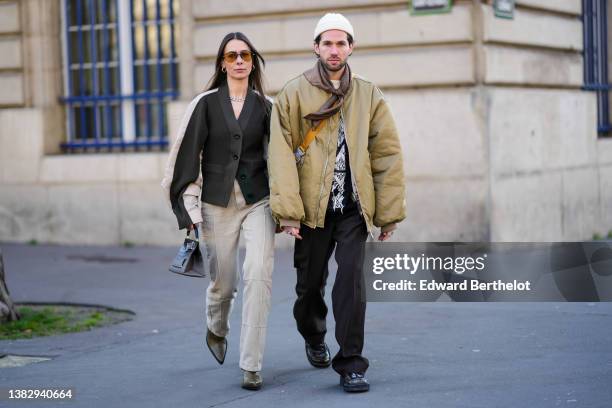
[241,370,263,391]
[206,329,227,365]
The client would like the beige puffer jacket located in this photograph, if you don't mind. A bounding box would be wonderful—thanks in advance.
[268,73,406,233]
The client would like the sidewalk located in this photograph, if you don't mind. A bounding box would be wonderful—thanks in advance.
[0,242,611,407]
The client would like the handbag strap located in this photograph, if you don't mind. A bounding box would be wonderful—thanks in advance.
[187,226,199,240]
[294,119,326,163]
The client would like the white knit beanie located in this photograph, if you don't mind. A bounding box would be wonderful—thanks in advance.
[313,13,354,41]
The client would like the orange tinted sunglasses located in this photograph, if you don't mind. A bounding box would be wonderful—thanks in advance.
[223,50,252,63]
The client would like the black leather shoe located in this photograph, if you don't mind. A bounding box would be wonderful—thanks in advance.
[206,329,227,365]
[305,342,331,368]
[340,373,370,393]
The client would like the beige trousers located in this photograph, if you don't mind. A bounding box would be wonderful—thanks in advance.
[201,180,275,372]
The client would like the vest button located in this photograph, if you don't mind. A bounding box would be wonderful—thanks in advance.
[240,174,246,180]
[233,134,240,140]
[233,154,239,160]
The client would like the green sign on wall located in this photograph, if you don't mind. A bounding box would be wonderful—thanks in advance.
[494,0,515,19]
[410,0,452,16]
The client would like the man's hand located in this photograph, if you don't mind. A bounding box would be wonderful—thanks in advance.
[282,226,302,240]
[378,230,393,241]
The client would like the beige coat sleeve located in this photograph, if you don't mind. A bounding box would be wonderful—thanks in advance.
[368,86,407,228]
[161,93,208,229]
[267,89,305,224]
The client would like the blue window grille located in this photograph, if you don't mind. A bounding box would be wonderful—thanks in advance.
[61,0,179,152]
[582,0,610,136]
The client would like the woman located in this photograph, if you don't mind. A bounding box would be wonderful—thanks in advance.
[162,32,275,391]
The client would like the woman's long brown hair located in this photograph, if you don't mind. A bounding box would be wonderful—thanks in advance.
[206,32,268,109]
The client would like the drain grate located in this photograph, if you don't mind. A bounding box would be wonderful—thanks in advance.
[66,255,139,264]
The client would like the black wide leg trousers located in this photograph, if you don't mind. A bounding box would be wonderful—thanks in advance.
[293,208,369,375]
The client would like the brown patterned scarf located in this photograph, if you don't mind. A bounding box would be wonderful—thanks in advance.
[302,60,352,122]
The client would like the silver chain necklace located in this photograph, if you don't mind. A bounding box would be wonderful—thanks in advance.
[229,95,246,103]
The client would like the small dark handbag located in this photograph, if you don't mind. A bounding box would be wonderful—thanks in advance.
[169,227,208,278]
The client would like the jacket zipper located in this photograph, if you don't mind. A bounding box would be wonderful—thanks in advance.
[314,118,332,228]
[341,108,374,237]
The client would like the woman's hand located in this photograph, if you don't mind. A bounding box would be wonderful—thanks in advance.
[282,226,302,240]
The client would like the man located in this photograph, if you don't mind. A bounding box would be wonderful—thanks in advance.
[268,13,406,393]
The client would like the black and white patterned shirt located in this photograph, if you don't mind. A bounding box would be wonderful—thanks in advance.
[327,118,355,214]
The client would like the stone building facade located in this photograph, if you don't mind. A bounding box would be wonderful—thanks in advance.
[0,0,610,246]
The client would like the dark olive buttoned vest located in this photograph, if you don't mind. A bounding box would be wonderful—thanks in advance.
[168,83,271,229]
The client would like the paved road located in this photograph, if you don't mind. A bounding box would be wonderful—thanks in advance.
[0,243,611,407]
